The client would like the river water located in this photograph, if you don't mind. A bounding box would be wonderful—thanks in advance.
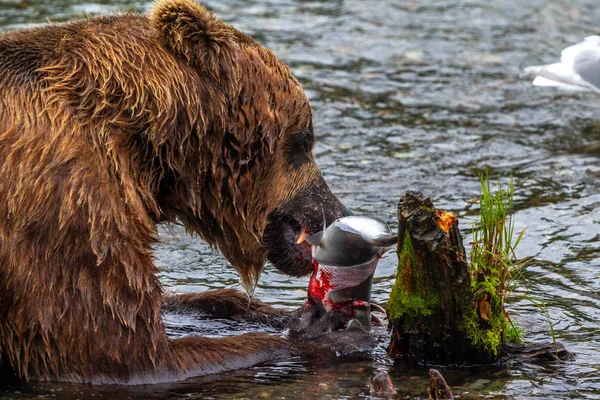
[1,0,599,399]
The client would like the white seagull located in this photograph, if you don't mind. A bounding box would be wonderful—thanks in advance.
[524,36,600,93]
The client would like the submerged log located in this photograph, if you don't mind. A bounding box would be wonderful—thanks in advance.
[427,369,454,400]
[387,191,571,366]
[369,371,397,399]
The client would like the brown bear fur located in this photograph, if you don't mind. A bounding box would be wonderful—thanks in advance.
[0,0,346,383]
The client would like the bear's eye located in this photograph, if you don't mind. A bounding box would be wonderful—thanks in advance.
[297,130,315,153]
[286,130,315,169]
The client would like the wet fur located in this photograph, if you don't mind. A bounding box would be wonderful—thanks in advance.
[162,289,290,329]
[0,0,346,383]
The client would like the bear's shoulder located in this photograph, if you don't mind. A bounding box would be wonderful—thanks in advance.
[0,13,151,51]
[0,14,153,87]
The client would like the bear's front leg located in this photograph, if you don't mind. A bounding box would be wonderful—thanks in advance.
[163,289,292,329]
[169,332,292,379]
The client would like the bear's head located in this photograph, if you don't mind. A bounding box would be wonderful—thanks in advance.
[151,0,351,291]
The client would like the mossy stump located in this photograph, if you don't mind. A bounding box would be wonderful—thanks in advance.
[387,190,497,365]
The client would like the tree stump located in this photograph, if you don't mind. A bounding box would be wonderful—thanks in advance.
[387,190,497,364]
[387,191,572,366]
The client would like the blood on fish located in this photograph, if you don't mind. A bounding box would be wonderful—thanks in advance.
[352,300,368,308]
[307,260,331,305]
[307,260,371,319]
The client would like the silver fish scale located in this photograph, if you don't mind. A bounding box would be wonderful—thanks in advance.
[309,216,396,267]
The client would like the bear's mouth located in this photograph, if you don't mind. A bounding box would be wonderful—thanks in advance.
[264,216,315,277]
[277,217,315,266]
[262,180,352,277]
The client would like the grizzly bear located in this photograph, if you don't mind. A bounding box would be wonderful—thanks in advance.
[0,0,351,383]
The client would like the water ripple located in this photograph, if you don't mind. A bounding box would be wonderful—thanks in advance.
[1,0,600,398]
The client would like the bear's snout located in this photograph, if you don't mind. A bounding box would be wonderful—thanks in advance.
[263,177,351,278]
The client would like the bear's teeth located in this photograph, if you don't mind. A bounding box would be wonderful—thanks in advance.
[296,229,306,244]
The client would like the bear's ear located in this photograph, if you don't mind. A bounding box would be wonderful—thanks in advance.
[151,0,236,70]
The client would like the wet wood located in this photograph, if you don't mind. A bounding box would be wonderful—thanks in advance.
[369,371,397,399]
[387,190,489,364]
[427,369,454,400]
[501,342,574,364]
[387,191,572,366]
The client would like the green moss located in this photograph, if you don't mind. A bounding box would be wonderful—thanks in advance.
[464,274,522,357]
[388,231,438,326]
[398,230,418,296]
[463,271,500,356]
[388,286,438,322]
[463,309,503,358]
[506,325,524,344]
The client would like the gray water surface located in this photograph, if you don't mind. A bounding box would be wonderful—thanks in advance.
[1,0,599,399]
